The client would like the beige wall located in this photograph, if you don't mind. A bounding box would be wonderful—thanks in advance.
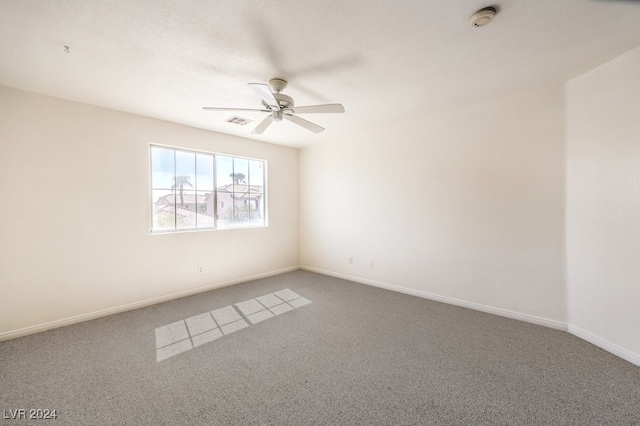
[566,45,640,364]
[300,86,567,325]
[0,86,299,338]
[3,46,640,366]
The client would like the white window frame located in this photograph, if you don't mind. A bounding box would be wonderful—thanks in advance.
[149,144,267,233]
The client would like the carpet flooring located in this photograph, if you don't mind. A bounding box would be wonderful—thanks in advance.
[1,270,639,425]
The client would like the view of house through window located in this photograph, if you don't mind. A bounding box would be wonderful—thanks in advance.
[150,145,266,232]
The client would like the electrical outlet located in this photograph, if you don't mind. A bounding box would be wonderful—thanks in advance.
[369,260,375,268]
[348,257,353,264]
[198,266,204,274]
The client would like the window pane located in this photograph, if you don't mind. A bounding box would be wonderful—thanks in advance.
[175,190,197,230]
[197,191,215,228]
[249,160,264,190]
[175,150,196,195]
[216,187,232,229]
[196,153,214,191]
[231,158,250,227]
[232,194,250,226]
[151,147,175,189]
[232,157,249,185]
[152,189,175,231]
[249,193,265,226]
[216,155,233,187]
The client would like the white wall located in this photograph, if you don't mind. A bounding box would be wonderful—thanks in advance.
[0,86,299,338]
[566,45,640,365]
[300,86,566,325]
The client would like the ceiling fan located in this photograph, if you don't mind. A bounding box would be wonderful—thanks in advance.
[203,78,345,134]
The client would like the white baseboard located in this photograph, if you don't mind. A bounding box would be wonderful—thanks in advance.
[568,325,640,366]
[301,266,640,367]
[300,266,567,331]
[0,266,299,342]
[5,265,639,368]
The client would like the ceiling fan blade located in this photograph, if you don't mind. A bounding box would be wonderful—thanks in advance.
[289,104,345,114]
[203,107,270,112]
[284,114,325,133]
[248,83,280,111]
[252,115,274,134]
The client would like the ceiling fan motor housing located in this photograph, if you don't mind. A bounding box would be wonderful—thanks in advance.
[274,93,294,109]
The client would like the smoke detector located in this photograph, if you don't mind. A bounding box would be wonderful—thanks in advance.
[470,7,497,27]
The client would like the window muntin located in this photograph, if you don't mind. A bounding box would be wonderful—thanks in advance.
[150,145,266,233]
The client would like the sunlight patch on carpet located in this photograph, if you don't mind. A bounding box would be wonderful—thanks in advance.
[154,288,311,362]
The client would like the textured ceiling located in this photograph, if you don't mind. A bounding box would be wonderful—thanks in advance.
[1,0,640,147]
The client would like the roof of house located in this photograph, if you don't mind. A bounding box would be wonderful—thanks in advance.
[156,193,209,205]
[205,185,264,201]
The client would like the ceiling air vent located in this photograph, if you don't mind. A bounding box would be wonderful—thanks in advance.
[226,116,253,126]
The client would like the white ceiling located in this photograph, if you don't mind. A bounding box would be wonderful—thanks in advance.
[1,0,640,148]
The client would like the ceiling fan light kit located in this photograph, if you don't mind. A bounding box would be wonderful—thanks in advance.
[203,78,345,135]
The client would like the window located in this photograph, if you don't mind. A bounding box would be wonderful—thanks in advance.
[150,145,266,233]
